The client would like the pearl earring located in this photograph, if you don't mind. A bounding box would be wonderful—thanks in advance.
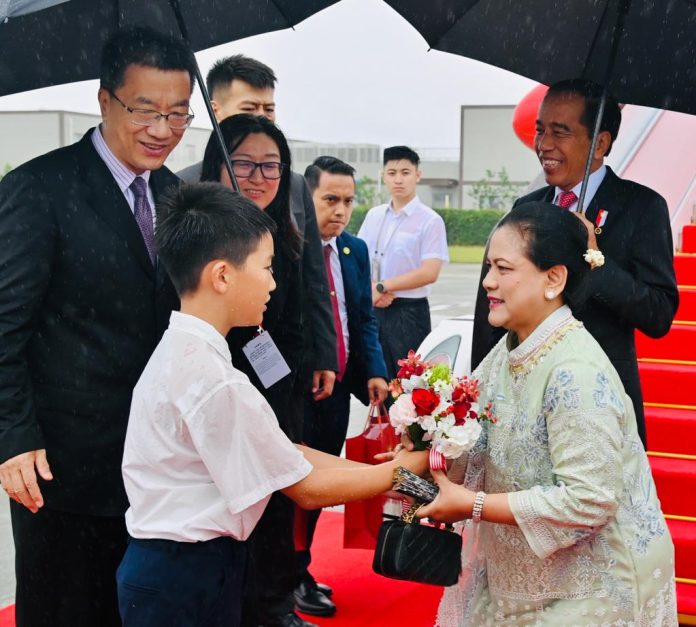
[545,290,555,300]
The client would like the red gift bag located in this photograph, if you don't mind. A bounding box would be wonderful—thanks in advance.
[343,402,400,549]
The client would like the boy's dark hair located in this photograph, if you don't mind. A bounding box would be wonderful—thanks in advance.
[155,183,276,296]
[496,202,591,314]
[206,54,277,98]
[304,156,356,193]
[100,26,197,93]
[200,114,301,261]
[383,145,420,167]
[546,79,622,156]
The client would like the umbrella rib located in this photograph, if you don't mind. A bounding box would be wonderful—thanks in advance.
[269,0,294,29]
[420,0,483,49]
[581,0,613,80]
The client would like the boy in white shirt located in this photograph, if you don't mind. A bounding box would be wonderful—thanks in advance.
[117,183,426,627]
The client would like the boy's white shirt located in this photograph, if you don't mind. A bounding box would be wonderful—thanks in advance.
[122,311,312,542]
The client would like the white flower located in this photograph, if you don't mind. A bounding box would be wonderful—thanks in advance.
[389,393,418,434]
[584,248,605,269]
[420,415,438,433]
[433,420,482,459]
[432,379,453,396]
[401,374,428,393]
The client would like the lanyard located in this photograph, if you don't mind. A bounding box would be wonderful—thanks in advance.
[373,207,406,261]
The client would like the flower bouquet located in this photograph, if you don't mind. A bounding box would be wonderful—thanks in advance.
[388,350,495,470]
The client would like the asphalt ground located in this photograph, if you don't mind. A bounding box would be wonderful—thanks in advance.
[0,262,482,606]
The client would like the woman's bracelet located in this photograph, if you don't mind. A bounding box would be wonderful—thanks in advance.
[471,491,486,523]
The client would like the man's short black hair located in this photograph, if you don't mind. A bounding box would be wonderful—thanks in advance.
[100,26,197,94]
[383,145,420,167]
[304,155,356,193]
[155,183,276,296]
[206,54,277,98]
[546,79,622,156]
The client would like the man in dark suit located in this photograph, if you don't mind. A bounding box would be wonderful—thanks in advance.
[471,79,678,447]
[0,28,196,626]
[294,156,389,617]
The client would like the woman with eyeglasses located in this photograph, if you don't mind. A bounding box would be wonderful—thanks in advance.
[200,114,306,627]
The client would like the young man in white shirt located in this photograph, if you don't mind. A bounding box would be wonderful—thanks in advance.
[357,146,449,379]
[117,183,427,627]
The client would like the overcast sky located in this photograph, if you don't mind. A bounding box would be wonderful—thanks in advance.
[0,0,538,148]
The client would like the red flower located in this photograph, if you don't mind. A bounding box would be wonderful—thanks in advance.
[451,401,471,424]
[411,388,440,416]
[396,350,429,379]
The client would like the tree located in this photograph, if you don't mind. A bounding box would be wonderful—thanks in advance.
[0,164,11,181]
[354,175,380,210]
[470,167,525,210]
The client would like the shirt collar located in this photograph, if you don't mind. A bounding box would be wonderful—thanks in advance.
[388,195,420,217]
[323,237,339,256]
[168,311,231,363]
[554,165,606,209]
[91,125,151,195]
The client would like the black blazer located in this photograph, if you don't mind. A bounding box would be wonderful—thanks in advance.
[335,232,388,405]
[471,167,678,442]
[0,129,180,515]
[289,172,339,379]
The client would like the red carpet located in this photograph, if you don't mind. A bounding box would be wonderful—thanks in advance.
[639,227,696,623]
[299,511,442,626]
[0,511,441,627]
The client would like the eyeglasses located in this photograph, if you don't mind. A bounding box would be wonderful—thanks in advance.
[108,90,194,130]
[230,160,286,180]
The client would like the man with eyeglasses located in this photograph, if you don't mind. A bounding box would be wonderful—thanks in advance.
[0,27,195,627]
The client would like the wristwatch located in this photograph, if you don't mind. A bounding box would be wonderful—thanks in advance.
[375,281,387,294]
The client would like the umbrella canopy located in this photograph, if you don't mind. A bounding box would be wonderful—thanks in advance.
[0,0,340,96]
[382,0,696,116]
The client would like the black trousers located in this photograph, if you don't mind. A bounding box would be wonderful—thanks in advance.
[117,536,247,627]
[374,297,432,380]
[295,377,352,578]
[10,501,127,627]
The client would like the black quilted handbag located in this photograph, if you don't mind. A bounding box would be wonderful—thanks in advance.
[372,513,462,587]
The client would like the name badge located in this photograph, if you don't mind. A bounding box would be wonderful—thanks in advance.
[242,330,291,389]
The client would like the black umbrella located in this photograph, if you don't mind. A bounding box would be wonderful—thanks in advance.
[382,0,696,211]
[0,0,341,189]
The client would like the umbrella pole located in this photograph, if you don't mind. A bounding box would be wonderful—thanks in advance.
[167,0,240,193]
[577,0,632,214]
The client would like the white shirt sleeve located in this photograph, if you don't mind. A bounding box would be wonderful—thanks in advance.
[419,213,449,263]
[184,381,312,517]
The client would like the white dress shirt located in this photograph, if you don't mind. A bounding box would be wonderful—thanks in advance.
[91,125,156,216]
[122,311,312,543]
[357,196,449,299]
[323,238,350,353]
[552,164,607,212]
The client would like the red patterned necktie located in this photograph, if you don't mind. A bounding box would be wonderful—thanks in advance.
[557,190,578,210]
[323,245,347,381]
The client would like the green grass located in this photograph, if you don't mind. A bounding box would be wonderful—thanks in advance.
[448,245,485,264]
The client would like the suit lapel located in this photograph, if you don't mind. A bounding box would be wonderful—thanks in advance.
[337,234,358,317]
[76,132,155,280]
[582,168,624,242]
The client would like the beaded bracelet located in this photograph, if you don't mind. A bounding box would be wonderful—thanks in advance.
[472,491,486,523]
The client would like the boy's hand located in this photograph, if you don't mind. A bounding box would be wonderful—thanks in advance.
[393,448,429,476]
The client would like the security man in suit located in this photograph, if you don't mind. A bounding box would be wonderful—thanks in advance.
[471,79,678,448]
[294,156,389,617]
[0,27,196,627]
